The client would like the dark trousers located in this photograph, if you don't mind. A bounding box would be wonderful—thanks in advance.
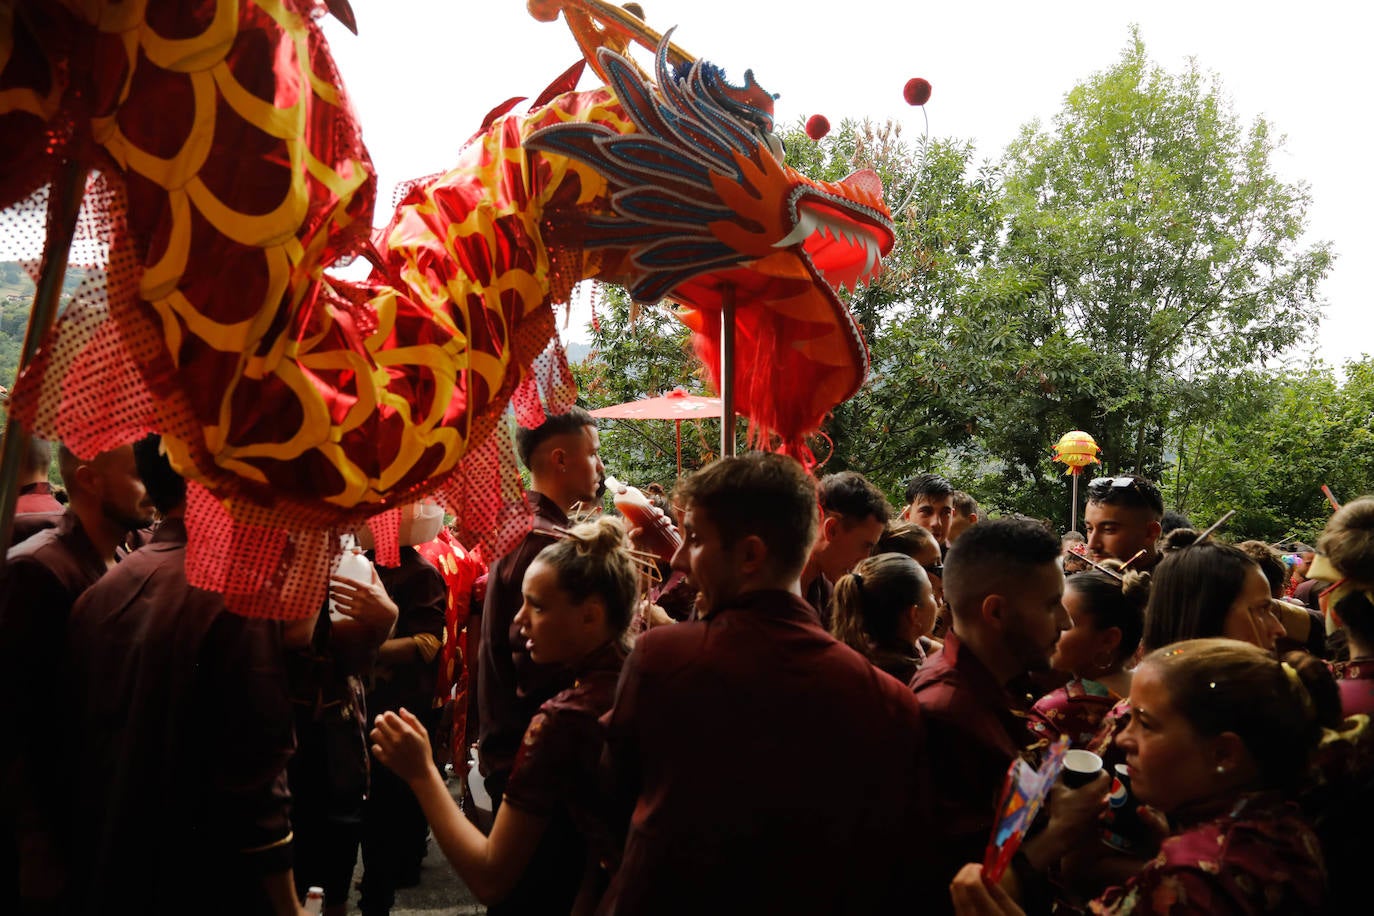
[358,709,437,915]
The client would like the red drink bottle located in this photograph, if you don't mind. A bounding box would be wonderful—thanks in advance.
[604,476,681,565]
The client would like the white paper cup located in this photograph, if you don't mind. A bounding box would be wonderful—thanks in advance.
[1062,749,1105,788]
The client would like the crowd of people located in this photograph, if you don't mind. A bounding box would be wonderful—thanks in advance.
[2,408,1372,914]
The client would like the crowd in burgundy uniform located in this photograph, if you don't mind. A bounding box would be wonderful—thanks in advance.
[3,409,1372,915]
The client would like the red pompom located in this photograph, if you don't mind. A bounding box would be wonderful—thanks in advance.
[805,114,831,140]
[904,78,932,106]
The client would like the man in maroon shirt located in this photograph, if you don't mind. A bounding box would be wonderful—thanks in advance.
[799,470,890,628]
[9,436,63,547]
[1,442,155,913]
[64,437,303,914]
[472,408,603,915]
[14,437,62,514]
[910,516,1068,908]
[600,453,936,914]
[476,407,605,802]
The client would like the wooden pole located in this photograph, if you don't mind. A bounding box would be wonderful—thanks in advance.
[719,284,735,458]
[0,161,90,558]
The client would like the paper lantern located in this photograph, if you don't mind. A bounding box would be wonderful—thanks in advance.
[1052,430,1101,476]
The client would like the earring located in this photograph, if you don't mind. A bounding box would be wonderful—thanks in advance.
[1215,765,1226,774]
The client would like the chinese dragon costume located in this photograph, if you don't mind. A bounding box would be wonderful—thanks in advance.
[0,0,894,617]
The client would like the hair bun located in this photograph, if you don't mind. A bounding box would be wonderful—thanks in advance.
[567,515,631,558]
[1120,568,1151,607]
[1281,649,1343,730]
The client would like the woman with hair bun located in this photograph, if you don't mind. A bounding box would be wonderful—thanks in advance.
[1028,567,1148,747]
[830,552,937,683]
[371,516,639,914]
[951,639,1338,914]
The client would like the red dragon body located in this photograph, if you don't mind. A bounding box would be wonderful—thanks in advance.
[0,0,893,617]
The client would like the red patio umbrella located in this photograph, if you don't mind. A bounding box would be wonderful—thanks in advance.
[590,388,723,476]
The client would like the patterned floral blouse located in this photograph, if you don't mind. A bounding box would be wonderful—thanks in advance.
[1089,792,1326,914]
[1331,657,1374,717]
[1027,676,1121,748]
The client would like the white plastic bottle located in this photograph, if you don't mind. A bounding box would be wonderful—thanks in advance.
[304,886,325,914]
[330,534,374,621]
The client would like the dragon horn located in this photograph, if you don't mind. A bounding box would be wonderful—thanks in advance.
[533,0,696,83]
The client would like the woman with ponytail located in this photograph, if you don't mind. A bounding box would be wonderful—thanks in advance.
[830,552,937,683]
[371,517,639,914]
[1028,567,1149,747]
[951,639,1338,914]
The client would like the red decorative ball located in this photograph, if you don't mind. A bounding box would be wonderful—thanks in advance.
[805,114,831,140]
[904,78,932,106]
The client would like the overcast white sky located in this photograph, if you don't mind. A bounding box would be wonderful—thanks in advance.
[323,1,1371,365]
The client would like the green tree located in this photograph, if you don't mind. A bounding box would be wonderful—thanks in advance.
[998,29,1334,480]
[787,121,1014,498]
[1178,358,1374,543]
[570,288,718,487]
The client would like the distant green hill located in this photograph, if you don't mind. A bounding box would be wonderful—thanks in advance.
[0,260,32,299]
[0,260,89,388]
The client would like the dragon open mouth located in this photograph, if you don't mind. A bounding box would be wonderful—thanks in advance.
[775,172,896,293]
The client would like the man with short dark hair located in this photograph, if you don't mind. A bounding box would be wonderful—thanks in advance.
[1160,509,1192,537]
[1061,530,1089,575]
[65,437,303,914]
[601,453,936,913]
[904,473,956,546]
[910,517,1069,905]
[477,408,604,796]
[14,437,60,515]
[1,442,156,912]
[948,491,980,544]
[1083,473,1164,570]
[11,437,64,545]
[800,470,890,626]
[473,408,604,914]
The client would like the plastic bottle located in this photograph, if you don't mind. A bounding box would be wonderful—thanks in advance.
[330,534,374,621]
[604,476,681,565]
[304,886,325,914]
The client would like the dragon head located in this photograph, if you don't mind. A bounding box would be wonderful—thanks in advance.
[525,27,895,455]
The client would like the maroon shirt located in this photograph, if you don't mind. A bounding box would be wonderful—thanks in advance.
[803,571,834,629]
[65,519,295,914]
[499,641,626,913]
[477,493,576,784]
[15,481,62,515]
[909,630,1039,906]
[370,546,447,715]
[0,510,110,901]
[600,589,935,915]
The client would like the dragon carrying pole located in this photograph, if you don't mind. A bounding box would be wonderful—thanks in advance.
[0,161,89,561]
[720,284,736,458]
[1071,472,1079,533]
